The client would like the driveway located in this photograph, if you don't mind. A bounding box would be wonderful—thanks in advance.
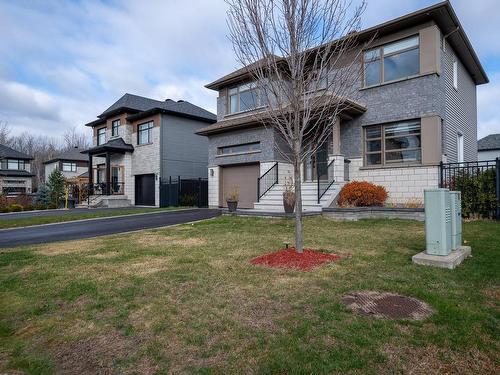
[0,209,221,248]
[0,207,157,221]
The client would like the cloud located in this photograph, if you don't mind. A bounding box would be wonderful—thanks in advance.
[478,73,500,138]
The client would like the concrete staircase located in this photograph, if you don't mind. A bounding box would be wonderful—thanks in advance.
[76,195,132,208]
[253,181,344,212]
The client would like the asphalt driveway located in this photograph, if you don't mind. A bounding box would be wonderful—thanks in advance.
[0,207,158,220]
[0,209,221,248]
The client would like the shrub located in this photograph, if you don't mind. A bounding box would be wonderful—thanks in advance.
[338,181,388,207]
[0,194,8,212]
[35,204,48,210]
[8,204,24,212]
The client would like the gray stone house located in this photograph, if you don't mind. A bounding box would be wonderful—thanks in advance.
[82,93,216,207]
[197,1,488,211]
[0,144,34,196]
[43,147,89,183]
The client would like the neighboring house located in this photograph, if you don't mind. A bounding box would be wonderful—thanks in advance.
[197,1,488,211]
[43,147,89,183]
[477,134,500,161]
[0,144,34,196]
[82,93,216,207]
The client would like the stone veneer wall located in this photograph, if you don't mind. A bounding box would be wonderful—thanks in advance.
[348,158,439,205]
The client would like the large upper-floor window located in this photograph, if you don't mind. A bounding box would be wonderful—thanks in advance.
[1,159,26,170]
[97,127,106,145]
[364,35,420,87]
[112,119,121,136]
[62,162,77,172]
[228,82,268,114]
[137,121,154,145]
[364,120,421,166]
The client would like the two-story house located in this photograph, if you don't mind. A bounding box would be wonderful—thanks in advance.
[197,1,488,211]
[43,147,89,183]
[0,144,34,196]
[82,93,216,207]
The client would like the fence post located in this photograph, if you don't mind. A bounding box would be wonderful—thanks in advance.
[439,161,444,188]
[198,177,202,208]
[496,158,500,220]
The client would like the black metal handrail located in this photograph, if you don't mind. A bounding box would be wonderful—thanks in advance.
[257,162,278,201]
[317,159,335,203]
[85,182,125,196]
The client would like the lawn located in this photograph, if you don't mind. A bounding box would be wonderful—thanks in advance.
[0,207,182,229]
[0,216,498,374]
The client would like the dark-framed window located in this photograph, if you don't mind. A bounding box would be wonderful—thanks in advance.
[228,82,268,114]
[364,120,421,166]
[364,35,420,87]
[137,121,154,145]
[62,162,77,172]
[97,127,106,145]
[1,159,25,170]
[112,119,121,136]
[217,142,261,156]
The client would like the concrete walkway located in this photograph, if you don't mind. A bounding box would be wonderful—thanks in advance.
[0,209,221,248]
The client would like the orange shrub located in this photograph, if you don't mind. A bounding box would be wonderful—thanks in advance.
[337,181,388,207]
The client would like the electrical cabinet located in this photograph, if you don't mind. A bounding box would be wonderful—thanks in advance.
[450,191,462,250]
[424,188,452,256]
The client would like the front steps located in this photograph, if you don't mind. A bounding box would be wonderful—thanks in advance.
[76,195,132,208]
[253,182,344,212]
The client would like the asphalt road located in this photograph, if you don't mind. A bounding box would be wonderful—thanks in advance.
[0,207,158,220]
[0,209,221,248]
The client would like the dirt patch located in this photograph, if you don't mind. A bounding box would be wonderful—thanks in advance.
[132,233,206,248]
[250,248,341,271]
[36,238,102,256]
[342,291,434,320]
[52,331,147,375]
[88,251,121,259]
[123,258,172,276]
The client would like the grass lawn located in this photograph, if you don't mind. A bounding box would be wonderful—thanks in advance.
[0,207,183,229]
[0,216,498,374]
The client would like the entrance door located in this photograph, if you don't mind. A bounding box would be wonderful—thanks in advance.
[135,174,155,206]
[111,166,123,194]
[221,164,259,209]
[304,143,328,181]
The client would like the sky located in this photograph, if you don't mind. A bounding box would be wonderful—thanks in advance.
[0,0,499,139]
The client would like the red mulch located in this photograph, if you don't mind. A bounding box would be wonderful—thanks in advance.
[250,248,341,271]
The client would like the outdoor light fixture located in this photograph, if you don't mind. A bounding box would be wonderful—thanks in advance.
[210,169,214,177]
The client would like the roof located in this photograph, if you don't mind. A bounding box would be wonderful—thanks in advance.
[206,1,488,90]
[43,147,89,165]
[196,95,366,136]
[478,134,500,151]
[86,93,216,126]
[82,137,134,155]
[0,170,34,177]
[0,144,33,160]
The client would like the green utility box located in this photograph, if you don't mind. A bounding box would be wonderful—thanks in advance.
[424,188,452,256]
[450,191,462,250]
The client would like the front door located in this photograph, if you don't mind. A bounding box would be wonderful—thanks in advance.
[111,166,123,194]
[304,143,328,181]
[135,174,155,206]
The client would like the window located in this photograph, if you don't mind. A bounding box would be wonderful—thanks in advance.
[97,127,106,145]
[217,142,261,156]
[453,61,458,90]
[364,35,420,87]
[1,159,25,170]
[228,82,267,114]
[364,120,421,166]
[457,132,464,163]
[112,119,121,136]
[62,162,77,172]
[137,121,154,145]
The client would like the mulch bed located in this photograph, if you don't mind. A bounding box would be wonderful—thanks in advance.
[250,247,341,271]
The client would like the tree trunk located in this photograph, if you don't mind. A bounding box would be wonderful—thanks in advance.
[294,157,304,253]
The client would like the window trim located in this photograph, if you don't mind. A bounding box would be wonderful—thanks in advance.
[226,82,267,115]
[97,127,106,146]
[2,159,26,170]
[137,121,154,145]
[112,119,121,137]
[457,131,464,163]
[363,120,422,167]
[61,162,77,172]
[362,35,420,88]
[453,61,458,90]
[216,141,261,157]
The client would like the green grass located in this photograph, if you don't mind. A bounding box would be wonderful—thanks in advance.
[0,217,498,374]
[0,207,183,229]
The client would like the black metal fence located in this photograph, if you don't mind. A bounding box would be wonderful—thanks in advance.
[439,158,499,219]
[257,162,278,201]
[159,176,208,208]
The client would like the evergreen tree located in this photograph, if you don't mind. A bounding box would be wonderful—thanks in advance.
[46,169,66,207]
[34,184,52,206]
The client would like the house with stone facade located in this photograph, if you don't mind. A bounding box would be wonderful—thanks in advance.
[43,147,89,183]
[0,144,34,196]
[82,93,216,207]
[197,1,488,211]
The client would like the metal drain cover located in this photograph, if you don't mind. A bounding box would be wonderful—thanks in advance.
[342,291,434,320]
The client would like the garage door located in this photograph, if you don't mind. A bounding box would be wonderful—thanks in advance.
[221,164,259,209]
[135,174,155,206]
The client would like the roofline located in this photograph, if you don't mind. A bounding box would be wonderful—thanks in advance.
[125,108,217,124]
[205,1,488,90]
[0,171,35,177]
[43,157,89,165]
[478,147,500,152]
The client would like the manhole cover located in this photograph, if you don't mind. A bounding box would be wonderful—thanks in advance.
[342,291,434,320]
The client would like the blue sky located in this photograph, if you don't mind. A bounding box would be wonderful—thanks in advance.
[0,0,499,138]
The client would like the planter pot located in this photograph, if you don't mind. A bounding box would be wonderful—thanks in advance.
[227,200,238,212]
[283,198,295,214]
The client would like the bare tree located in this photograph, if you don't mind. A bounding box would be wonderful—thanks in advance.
[0,121,11,145]
[226,0,367,252]
[63,126,91,150]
